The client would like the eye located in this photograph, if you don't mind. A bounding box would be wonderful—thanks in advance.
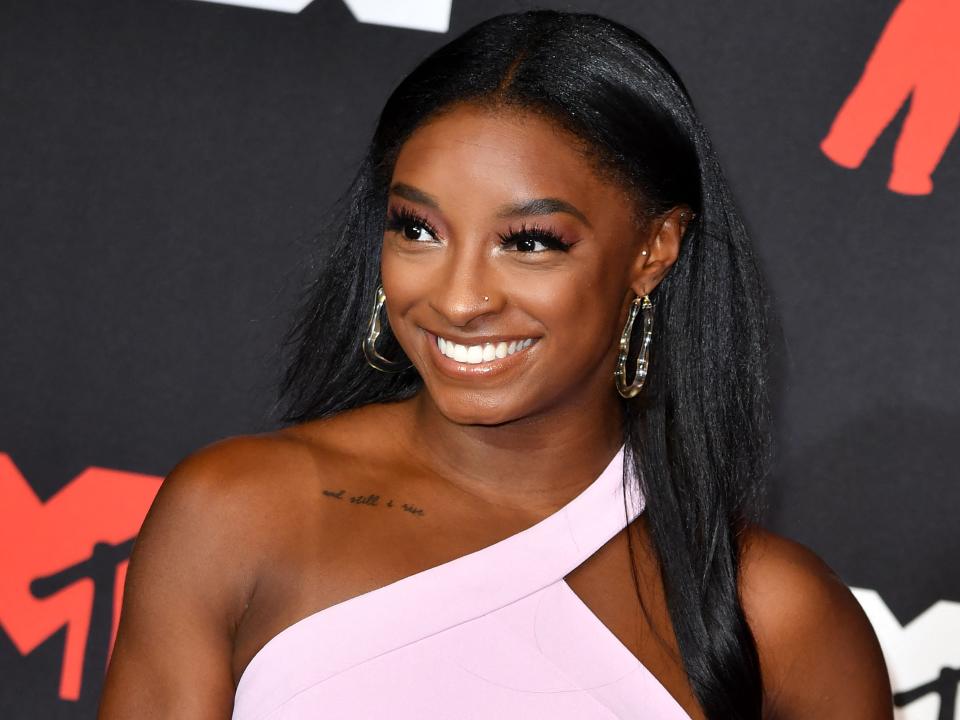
[385,206,439,242]
[498,223,572,253]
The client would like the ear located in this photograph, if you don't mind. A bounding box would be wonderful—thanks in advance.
[628,206,691,296]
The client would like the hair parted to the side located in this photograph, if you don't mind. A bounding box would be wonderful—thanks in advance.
[275,10,774,718]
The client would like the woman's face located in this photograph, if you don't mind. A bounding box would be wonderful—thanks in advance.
[381,103,681,426]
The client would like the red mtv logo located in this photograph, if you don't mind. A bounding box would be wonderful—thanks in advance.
[0,454,161,701]
[821,0,960,195]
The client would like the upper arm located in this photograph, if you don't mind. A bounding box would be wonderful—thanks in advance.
[739,528,893,720]
[98,437,269,720]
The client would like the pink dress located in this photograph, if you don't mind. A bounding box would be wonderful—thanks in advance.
[232,444,691,719]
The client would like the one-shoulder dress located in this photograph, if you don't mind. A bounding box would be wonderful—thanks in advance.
[232,444,691,719]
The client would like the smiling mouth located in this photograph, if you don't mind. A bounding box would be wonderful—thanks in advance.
[435,334,539,364]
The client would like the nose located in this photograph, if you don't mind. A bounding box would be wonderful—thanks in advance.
[428,241,504,328]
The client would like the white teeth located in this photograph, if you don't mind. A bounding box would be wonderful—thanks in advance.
[437,335,536,364]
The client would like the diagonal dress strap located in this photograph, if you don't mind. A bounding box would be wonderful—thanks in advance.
[234,443,643,720]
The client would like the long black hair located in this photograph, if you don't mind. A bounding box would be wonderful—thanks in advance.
[276,10,773,719]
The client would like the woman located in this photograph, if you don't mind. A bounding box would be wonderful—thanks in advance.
[98,9,892,720]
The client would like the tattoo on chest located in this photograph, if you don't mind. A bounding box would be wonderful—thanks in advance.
[322,488,426,517]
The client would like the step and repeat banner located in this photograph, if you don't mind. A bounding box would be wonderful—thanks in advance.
[1,1,957,718]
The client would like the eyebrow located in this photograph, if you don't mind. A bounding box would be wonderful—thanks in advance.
[389,182,593,229]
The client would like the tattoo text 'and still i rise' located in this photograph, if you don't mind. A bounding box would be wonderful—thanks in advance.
[322,488,426,517]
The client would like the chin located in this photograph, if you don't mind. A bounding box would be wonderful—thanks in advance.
[432,392,519,427]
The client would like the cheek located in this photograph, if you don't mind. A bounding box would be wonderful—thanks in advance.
[519,266,623,347]
[512,269,601,335]
[379,243,424,310]
[515,278,579,318]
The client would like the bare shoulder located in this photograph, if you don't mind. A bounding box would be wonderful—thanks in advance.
[160,428,324,517]
[129,430,318,608]
[738,526,893,719]
[151,429,317,540]
[99,429,328,718]
[141,402,404,592]
[144,422,357,579]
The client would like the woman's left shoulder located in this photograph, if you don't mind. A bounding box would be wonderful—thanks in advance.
[737,525,893,719]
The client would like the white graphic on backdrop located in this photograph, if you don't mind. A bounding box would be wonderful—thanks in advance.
[188,0,452,32]
[342,0,450,32]
[853,587,960,719]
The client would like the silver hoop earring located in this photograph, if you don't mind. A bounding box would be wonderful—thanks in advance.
[363,285,413,373]
[614,294,654,398]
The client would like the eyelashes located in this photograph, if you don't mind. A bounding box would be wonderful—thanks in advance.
[496,223,572,253]
[386,206,440,242]
[385,205,572,253]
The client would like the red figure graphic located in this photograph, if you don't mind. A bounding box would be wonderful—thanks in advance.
[0,454,161,701]
[820,0,960,195]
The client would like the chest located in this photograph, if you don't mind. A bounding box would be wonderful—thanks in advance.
[231,480,704,719]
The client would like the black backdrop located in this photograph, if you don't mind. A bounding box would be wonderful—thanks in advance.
[1,1,957,718]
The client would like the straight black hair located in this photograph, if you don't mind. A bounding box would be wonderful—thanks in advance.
[276,10,773,718]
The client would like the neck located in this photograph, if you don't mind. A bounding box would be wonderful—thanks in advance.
[391,387,625,517]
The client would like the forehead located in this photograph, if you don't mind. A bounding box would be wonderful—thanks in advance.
[391,104,636,220]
